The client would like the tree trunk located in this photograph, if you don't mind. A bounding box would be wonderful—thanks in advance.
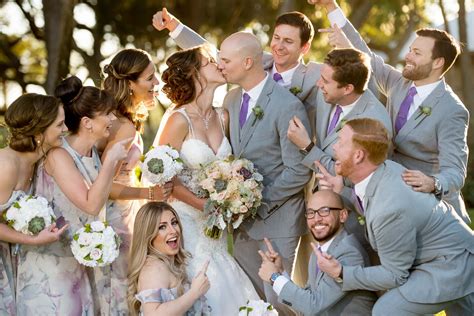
[457,0,474,177]
[347,0,373,30]
[43,0,76,94]
[438,0,450,33]
[278,0,296,16]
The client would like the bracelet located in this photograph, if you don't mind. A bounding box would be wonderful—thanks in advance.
[148,187,154,200]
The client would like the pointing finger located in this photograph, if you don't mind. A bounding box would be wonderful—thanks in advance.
[318,28,334,33]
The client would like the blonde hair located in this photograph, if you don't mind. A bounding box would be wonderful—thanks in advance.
[127,202,190,315]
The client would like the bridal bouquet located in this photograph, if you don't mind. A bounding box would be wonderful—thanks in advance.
[239,300,278,316]
[199,156,263,254]
[4,195,56,235]
[70,221,120,267]
[141,145,184,185]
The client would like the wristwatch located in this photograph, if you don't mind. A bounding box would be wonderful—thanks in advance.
[432,176,442,197]
[334,266,343,284]
[299,141,314,155]
[270,272,281,286]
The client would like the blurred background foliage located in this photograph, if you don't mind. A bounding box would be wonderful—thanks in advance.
[1,0,473,208]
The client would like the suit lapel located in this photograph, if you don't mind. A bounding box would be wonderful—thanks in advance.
[229,91,243,155]
[316,231,347,286]
[395,80,446,143]
[290,63,306,94]
[238,77,274,154]
[364,163,386,216]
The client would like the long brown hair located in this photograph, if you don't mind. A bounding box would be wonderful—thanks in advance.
[127,202,190,315]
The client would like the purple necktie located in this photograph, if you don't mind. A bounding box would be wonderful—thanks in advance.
[239,93,251,128]
[351,188,364,214]
[327,105,343,135]
[273,72,283,83]
[395,86,417,133]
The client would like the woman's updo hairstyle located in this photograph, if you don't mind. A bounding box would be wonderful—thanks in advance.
[102,48,152,131]
[161,45,209,106]
[5,93,61,152]
[55,76,116,133]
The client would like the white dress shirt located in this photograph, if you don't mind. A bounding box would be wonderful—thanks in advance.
[270,63,300,88]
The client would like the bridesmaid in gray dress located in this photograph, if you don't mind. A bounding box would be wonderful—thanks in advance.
[15,76,130,315]
[0,93,68,315]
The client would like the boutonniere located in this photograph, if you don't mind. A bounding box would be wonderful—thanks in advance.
[415,105,432,120]
[289,86,302,96]
[357,215,366,226]
[335,119,347,133]
[252,105,264,126]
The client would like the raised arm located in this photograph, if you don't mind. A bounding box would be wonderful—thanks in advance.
[45,138,129,216]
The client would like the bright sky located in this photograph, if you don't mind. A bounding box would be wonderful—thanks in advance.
[0,1,470,106]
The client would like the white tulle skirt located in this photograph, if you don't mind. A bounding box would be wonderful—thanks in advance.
[169,200,260,315]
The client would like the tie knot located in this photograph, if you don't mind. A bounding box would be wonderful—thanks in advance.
[242,93,250,103]
[273,72,283,82]
[335,105,343,115]
[408,86,417,97]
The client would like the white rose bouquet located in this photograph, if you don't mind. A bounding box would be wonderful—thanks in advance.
[4,195,56,235]
[239,300,278,316]
[70,221,120,267]
[141,145,184,185]
[199,156,263,254]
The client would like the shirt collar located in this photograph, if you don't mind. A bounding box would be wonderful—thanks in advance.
[354,171,375,202]
[412,80,442,103]
[271,63,300,86]
[243,73,269,101]
[318,234,337,253]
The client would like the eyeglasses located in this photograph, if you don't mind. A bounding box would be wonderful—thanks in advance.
[304,207,343,219]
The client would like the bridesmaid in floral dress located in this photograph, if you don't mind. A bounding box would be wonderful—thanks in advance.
[15,76,130,315]
[0,94,68,315]
[100,48,172,315]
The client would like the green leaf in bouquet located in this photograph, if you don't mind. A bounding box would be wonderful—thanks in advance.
[115,234,122,248]
[84,224,91,233]
[28,216,46,235]
[84,254,92,261]
[13,201,21,209]
[175,157,184,163]
[134,165,142,182]
[147,158,164,174]
[73,234,79,241]
[97,244,103,250]
[215,179,227,192]
[97,258,104,264]
[139,154,145,163]
[26,195,34,201]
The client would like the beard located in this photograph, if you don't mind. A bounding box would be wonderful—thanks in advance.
[402,61,433,81]
[311,222,342,243]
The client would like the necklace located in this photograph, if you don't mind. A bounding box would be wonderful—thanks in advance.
[192,104,214,130]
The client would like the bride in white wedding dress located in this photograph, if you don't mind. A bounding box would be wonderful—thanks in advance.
[155,45,259,314]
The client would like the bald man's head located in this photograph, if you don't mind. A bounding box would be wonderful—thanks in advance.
[306,190,347,244]
[218,32,264,85]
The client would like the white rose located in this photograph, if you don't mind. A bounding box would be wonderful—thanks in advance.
[89,248,103,261]
[90,221,105,232]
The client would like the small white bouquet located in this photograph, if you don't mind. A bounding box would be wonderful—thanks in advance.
[141,145,184,185]
[239,300,278,316]
[70,221,120,267]
[199,156,263,254]
[4,195,56,235]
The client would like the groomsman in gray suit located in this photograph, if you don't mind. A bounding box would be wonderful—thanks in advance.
[311,0,470,223]
[288,48,391,255]
[258,190,376,315]
[152,9,321,136]
[316,118,474,315]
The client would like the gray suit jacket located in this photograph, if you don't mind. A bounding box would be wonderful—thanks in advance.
[341,19,470,223]
[173,24,321,138]
[279,230,376,315]
[343,160,474,304]
[224,76,311,239]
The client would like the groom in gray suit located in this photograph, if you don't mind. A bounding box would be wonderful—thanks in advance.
[258,190,376,315]
[313,0,470,224]
[317,118,474,315]
[221,32,311,314]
